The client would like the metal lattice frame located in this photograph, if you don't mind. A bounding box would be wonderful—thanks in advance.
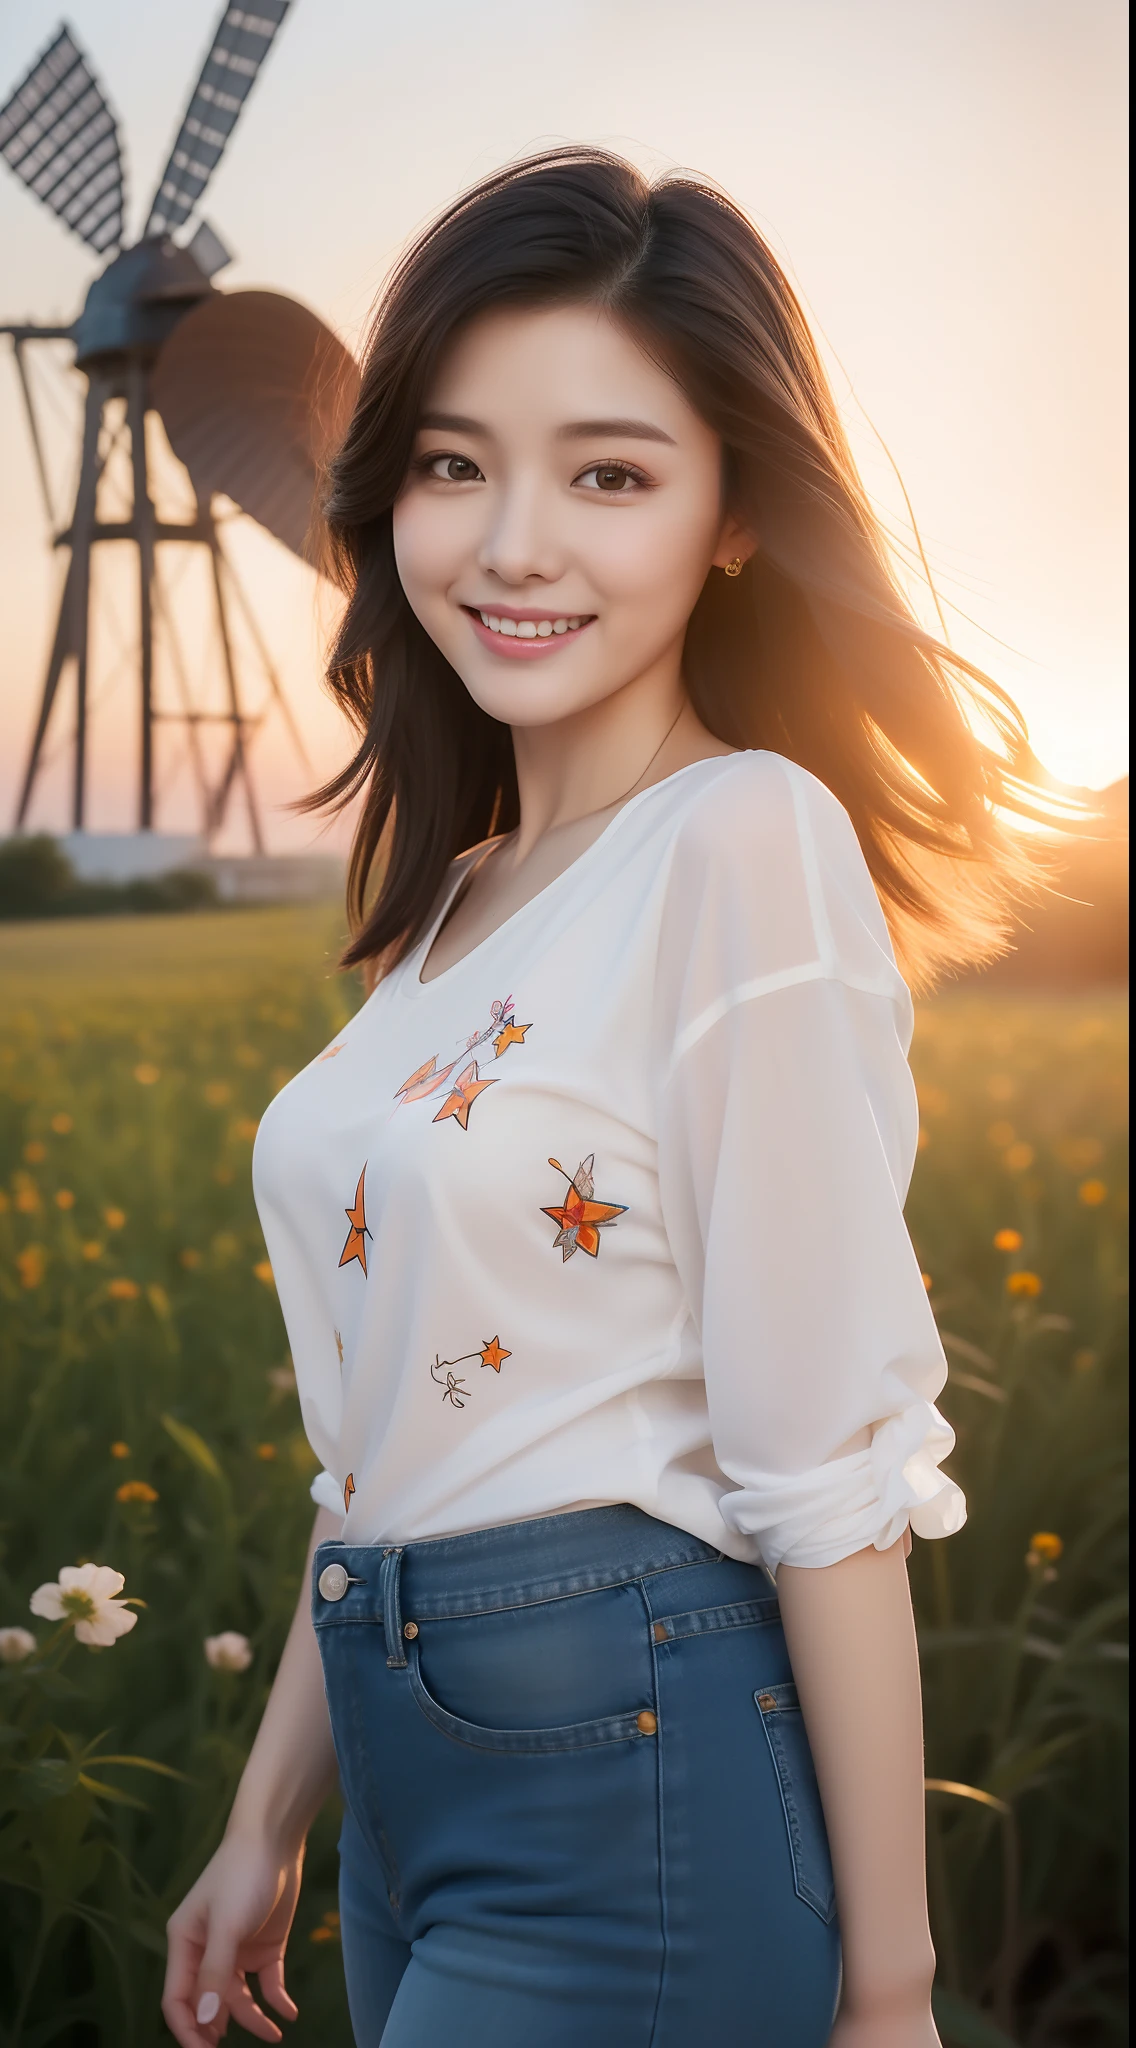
[0,26,124,253]
[145,3,292,236]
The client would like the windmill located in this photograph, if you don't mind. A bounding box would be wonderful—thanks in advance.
[0,3,357,850]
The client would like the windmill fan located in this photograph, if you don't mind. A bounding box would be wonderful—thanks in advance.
[0,3,358,847]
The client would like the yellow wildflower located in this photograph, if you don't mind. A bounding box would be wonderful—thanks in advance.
[81,1241,104,1262]
[1026,1531,1063,1566]
[255,1443,278,1461]
[17,1245,45,1289]
[116,1480,158,1505]
[133,1063,160,1086]
[994,1228,1023,1252]
[1078,1179,1107,1207]
[54,1188,75,1210]
[104,1207,126,1230]
[1072,1348,1098,1374]
[110,1441,131,1459]
[233,1117,260,1142]
[309,1926,337,1944]
[253,1260,275,1288]
[1006,1270,1043,1298]
[235,1045,261,1067]
[179,1248,202,1269]
[23,1140,47,1164]
[921,1272,933,1292]
[107,1277,140,1301]
[1004,1143,1035,1173]
[204,1081,232,1106]
[51,1112,73,1134]
[16,1187,40,1213]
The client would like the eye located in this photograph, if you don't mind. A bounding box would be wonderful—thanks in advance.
[420,453,484,483]
[574,460,652,495]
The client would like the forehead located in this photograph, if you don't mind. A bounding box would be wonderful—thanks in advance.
[421,301,704,442]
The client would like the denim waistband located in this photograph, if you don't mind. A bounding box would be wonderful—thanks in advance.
[313,1503,721,1638]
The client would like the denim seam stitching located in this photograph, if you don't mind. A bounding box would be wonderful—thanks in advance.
[405,1642,654,1756]
[640,1579,669,2048]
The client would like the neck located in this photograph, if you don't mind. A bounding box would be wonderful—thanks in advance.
[507,641,702,861]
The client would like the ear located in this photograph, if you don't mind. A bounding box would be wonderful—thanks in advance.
[711,512,757,571]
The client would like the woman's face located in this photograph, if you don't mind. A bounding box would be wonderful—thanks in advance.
[392,301,746,729]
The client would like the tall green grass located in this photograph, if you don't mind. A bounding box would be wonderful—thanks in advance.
[0,911,1127,2046]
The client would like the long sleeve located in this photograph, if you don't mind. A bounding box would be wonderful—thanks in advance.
[654,752,965,1575]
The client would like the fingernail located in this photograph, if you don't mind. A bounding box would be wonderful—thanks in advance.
[196,1991,221,2025]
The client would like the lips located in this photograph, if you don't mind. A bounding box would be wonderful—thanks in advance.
[463,606,596,659]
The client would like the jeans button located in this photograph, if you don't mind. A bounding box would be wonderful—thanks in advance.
[318,1562,349,1601]
[636,1710,658,1735]
[402,1621,419,1640]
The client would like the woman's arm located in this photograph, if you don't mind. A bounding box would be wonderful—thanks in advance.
[162,1505,341,2047]
[778,1539,938,2047]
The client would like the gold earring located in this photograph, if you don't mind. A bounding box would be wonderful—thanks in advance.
[724,556,744,577]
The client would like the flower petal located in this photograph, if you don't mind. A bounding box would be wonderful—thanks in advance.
[29,1582,66,1620]
[75,1603,137,1647]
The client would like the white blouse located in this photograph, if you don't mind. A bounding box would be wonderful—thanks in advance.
[252,751,965,1574]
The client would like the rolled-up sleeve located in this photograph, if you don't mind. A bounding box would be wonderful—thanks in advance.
[654,753,966,1575]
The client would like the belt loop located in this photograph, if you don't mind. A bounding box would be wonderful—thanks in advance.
[380,1547,407,1668]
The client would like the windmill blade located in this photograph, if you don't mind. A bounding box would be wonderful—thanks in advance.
[144,2,292,237]
[0,25,124,254]
[149,288,358,562]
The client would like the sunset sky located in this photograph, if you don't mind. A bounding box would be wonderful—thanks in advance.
[0,0,1127,852]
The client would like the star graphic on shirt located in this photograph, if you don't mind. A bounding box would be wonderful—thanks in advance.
[338,1167,371,1275]
[318,1044,344,1062]
[343,1471,355,1513]
[493,1019,531,1056]
[542,1156,627,1260]
[479,1336,511,1373]
[432,1060,497,1129]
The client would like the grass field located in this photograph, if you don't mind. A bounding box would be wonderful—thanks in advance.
[0,908,1128,2048]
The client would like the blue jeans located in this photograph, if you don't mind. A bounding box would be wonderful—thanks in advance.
[312,1504,841,2045]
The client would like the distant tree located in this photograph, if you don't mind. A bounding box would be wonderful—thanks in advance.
[0,835,75,919]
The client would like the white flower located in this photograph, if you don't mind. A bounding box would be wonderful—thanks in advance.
[204,1631,253,1672]
[0,1626,37,1664]
[29,1563,139,1648]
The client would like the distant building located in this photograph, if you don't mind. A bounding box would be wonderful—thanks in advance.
[59,833,342,905]
[62,832,208,882]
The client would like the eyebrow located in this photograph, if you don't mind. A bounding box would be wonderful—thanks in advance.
[416,410,676,446]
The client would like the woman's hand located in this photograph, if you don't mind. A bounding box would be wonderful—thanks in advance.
[829,2002,941,2048]
[162,1828,304,2046]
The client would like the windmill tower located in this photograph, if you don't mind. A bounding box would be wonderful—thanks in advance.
[0,4,357,851]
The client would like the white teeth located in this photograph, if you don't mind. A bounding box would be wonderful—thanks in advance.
[476,610,589,637]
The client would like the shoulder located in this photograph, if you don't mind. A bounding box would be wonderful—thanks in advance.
[669,749,863,877]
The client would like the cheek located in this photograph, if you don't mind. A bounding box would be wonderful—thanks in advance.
[391,492,471,603]
[581,490,721,617]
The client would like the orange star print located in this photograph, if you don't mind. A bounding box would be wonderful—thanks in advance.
[343,1472,355,1513]
[479,1336,511,1372]
[394,996,531,1131]
[542,1156,627,1261]
[338,1167,371,1276]
[429,1336,512,1407]
[432,1060,497,1129]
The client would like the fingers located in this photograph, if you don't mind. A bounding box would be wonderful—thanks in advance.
[258,1958,300,2023]
[226,1975,286,2043]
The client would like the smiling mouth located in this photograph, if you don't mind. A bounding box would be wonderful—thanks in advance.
[463,606,595,640]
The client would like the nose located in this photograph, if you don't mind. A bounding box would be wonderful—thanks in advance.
[477,472,563,590]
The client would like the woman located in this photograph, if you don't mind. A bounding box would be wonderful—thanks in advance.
[163,150,1047,2048]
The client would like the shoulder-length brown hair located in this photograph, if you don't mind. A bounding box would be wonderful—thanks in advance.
[311,146,1056,989]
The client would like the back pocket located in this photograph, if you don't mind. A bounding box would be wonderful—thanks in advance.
[754,1681,837,1923]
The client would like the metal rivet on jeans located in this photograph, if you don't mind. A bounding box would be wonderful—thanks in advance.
[636,1710,658,1736]
[757,1691,777,1711]
[402,1620,419,1640]
[318,1562,349,1602]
